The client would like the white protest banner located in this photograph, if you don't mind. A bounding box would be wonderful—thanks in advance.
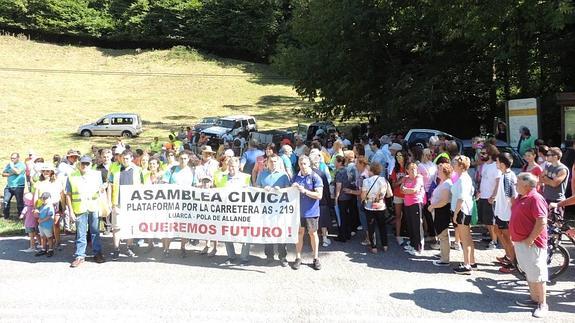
[117,184,300,243]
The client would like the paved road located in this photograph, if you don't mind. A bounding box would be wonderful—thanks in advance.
[0,231,573,323]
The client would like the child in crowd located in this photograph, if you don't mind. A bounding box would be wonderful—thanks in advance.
[20,193,40,252]
[34,192,55,257]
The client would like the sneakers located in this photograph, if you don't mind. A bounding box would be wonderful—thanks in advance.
[515,298,539,307]
[207,248,217,257]
[35,250,47,257]
[496,255,511,265]
[487,241,497,250]
[407,249,422,256]
[200,246,209,255]
[46,249,54,257]
[322,237,332,247]
[461,263,478,270]
[70,257,85,268]
[433,260,450,267]
[429,243,440,250]
[222,257,235,265]
[94,252,106,264]
[24,247,36,253]
[360,239,370,246]
[280,258,289,267]
[533,303,549,318]
[312,258,321,270]
[453,264,472,275]
[126,247,136,258]
[499,264,516,273]
[112,249,120,261]
[396,237,404,245]
[292,258,302,270]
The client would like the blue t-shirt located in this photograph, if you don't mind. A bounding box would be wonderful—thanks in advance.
[3,162,26,188]
[291,171,323,218]
[38,204,55,230]
[256,169,290,188]
[240,148,264,175]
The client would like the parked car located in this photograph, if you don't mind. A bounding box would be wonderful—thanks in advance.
[193,116,219,132]
[78,113,143,138]
[404,128,463,152]
[462,139,525,178]
[250,130,295,147]
[201,115,257,140]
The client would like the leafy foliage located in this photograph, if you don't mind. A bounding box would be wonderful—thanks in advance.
[0,0,284,58]
[274,0,575,138]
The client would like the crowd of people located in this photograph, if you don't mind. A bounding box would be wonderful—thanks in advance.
[3,125,575,319]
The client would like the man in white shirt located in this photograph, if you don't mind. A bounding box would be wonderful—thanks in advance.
[477,145,501,249]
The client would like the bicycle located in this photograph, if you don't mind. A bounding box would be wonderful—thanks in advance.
[516,213,574,281]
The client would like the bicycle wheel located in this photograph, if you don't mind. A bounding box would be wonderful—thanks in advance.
[547,244,570,280]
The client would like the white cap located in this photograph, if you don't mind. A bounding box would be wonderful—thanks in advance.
[389,143,403,151]
[224,149,235,157]
[115,146,125,154]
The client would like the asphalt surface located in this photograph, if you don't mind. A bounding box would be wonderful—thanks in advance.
[0,229,573,323]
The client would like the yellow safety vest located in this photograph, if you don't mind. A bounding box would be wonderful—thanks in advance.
[68,170,101,214]
[110,166,143,206]
[149,141,162,153]
[214,172,250,188]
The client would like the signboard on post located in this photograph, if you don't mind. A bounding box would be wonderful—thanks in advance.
[564,106,575,141]
[506,98,540,148]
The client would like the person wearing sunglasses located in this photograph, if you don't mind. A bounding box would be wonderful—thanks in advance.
[540,147,569,220]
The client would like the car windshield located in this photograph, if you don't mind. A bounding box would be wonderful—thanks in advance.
[215,119,235,129]
[201,117,218,124]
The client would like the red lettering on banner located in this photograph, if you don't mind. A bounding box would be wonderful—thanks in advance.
[271,227,281,237]
[172,222,179,232]
[160,222,167,232]
[262,227,270,237]
[209,225,217,234]
[139,223,148,232]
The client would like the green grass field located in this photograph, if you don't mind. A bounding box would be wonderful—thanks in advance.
[0,35,311,235]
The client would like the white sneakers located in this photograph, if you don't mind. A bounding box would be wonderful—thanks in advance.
[322,237,332,247]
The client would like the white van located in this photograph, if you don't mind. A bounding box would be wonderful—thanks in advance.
[201,115,257,140]
[78,113,143,138]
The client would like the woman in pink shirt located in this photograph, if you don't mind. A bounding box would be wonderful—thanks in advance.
[401,162,425,255]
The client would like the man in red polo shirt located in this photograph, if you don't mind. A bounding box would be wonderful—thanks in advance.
[509,172,548,318]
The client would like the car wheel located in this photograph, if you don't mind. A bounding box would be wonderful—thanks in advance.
[121,131,133,138]
[81,130,92,137]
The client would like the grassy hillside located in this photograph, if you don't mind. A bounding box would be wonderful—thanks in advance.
[0,35,309,181]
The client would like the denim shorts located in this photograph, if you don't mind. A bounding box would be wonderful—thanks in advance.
[25,226,38,234]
